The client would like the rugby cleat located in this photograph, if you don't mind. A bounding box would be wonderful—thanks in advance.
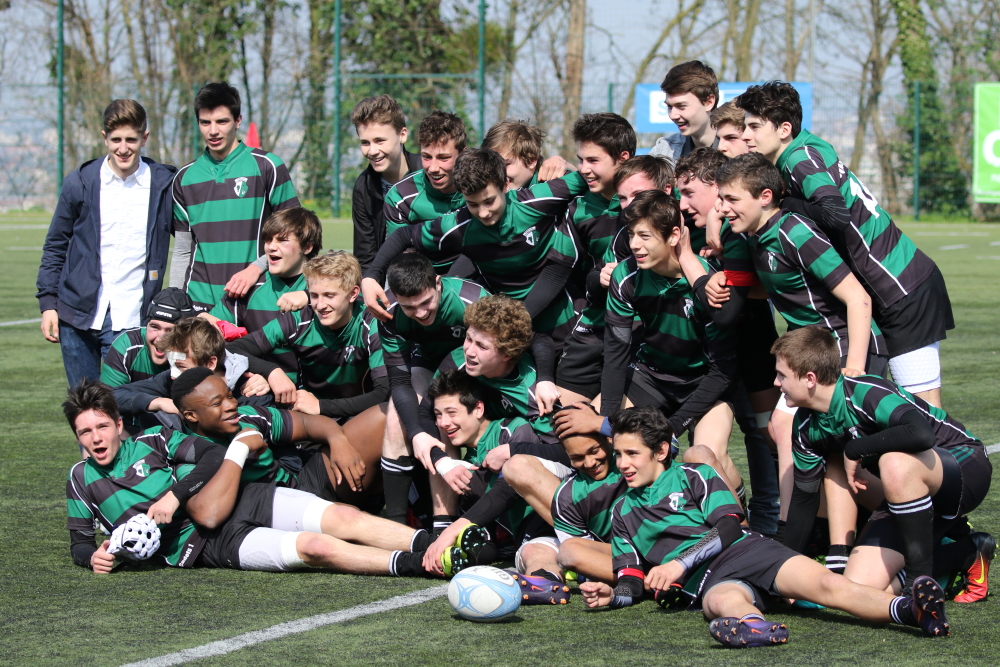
[508,571,571,605]
[653,583,687,609]
[454,523,490,555]
[911,576,950,637]
[440,547,472,577]
[953,532,995,603]
[709,616,788,648]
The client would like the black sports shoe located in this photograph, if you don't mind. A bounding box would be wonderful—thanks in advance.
[911,575,950,637]
[709,616,789,648]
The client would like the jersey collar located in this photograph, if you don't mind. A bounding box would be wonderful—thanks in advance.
[774,129,812,172]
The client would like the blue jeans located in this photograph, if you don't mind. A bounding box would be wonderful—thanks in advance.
[59,310,124,388]
[732,383,780,535]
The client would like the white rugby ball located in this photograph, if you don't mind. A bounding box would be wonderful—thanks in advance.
[447,566,522,622]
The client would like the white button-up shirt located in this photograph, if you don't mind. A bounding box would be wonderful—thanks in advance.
[91,157,152,330]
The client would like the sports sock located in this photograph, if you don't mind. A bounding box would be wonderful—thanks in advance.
[433,515,458,536]
[888,496,934,585]
[381,456,417,524]
[389,550,429,578]
[735,483,747,514]
[530,569,563,582]
[739,613,766,622]
[889,595,916,626]
[826,544,850,575]
[410,529,432,553]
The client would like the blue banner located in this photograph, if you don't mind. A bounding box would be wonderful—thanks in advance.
[634,82,813,135]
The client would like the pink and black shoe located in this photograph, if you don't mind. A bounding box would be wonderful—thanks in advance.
[507,571,571,605]
[709,615,789,648]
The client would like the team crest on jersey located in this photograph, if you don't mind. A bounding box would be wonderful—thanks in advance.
[848,426,860,439]
[132,460,150,478]
[523,226,537,246]
[451,326,464,338]
[233,177,249,197]
[682,298,694,319]
[668,491,685,512]
[501,396,514,411]
[767,252,778,272]
[343,345,356,362]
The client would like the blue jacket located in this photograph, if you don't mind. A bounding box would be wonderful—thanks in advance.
[36,157,177,329]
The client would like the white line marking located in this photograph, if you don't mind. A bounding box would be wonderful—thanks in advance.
[987,443,1000,456]
[914,232,988,236]
[7,246,42,250]
[938,244,970,250]
[0,224,48,230]
[991,241,1000,246]
[0,318,42,327]
[975,256,1000,261]
[120,584,448,667]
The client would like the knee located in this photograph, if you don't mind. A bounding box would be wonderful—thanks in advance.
[327,502,362,526]
[296,532,335,561]
[556,544,580,571]
[520,543,547,564]
[501,454,535,487]
[684,445,718,467]
[877,452,916,489]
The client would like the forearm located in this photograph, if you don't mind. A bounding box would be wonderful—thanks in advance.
[462,477,522,527]
[844,298,872,372]
[363,226,415,284]
[693,277,749,329]
[169,231,193,288]
[317,376,390,420]
[114,375,168,415]
[390,373,426,437]
[70,531,98,569]
[522,262,573,320]
[169,444,225,504]
[674,515,743,574]
[509,441,571,466]
[843,410,935,460]
[529,333,555,383]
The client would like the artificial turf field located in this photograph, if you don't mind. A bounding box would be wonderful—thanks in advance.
[1,210,998,666]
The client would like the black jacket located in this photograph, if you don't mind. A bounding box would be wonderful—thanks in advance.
[352,148,422,271]
[36,156,177,329]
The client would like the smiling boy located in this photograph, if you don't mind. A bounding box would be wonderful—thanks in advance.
[482,119,545,189]
[382,111,469,275]
[649,61,720,164]
[350,95,422,271]
[170,82,299,311]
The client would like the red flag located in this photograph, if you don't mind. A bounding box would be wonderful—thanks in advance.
[245,122,261,149]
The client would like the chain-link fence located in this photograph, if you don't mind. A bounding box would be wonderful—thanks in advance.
[0,76,972,219]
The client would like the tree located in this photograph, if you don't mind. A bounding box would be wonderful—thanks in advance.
[557,0,585,157]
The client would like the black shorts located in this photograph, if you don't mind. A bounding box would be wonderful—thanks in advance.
[842,353,889,379]
[556,326,604,399]
[625,363,734,422]
[874,266,954,358]
[198,482,277,569]
[697,535,798,612]
[857,445,992,552]
[735,299,779,394]
[291,451,337,502]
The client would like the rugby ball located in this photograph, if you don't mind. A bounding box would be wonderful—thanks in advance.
[447,566,522,622]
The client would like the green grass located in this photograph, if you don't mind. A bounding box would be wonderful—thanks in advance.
[1,215,998,666]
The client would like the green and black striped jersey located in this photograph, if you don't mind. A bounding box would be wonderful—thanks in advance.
[249,301,385,399]
[567,191,621,330]
[66,427,217,567]
[100,328,166,387]
[383,170,465,273]
[552,461,627,543]
[776,130,935,310]
[606,255,732,383]
[210,272,307,376]
[182,405,296,486]
[172,142,299,309]
[792,375,984,486]
[380,277,490,369]
[409,172,588,335]
[747,210,885,358]
[436,348,557,444]
[467,417,540,536]
[611,463,746,575]
[715,220,759,287]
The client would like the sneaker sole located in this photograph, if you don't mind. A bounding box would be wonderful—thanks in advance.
[913,576,951,637]
[709,617,788,648]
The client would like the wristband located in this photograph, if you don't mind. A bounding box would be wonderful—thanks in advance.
[435,457,475,475]
[225,442,250,468]
[216,320,249,341]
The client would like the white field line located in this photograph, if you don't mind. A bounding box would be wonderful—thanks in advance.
[0,224,49,230]
[987,442,1000,456]
[938,244,970,250]
[119,584,448,667]
[0,318,42,327]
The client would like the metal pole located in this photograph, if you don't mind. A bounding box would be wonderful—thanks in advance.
[913,81,921,221]
[607,83,614,112]
[332,0,342,218]
[192,82,200,159]
[477,0,486,140]
[56,0,64,194]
